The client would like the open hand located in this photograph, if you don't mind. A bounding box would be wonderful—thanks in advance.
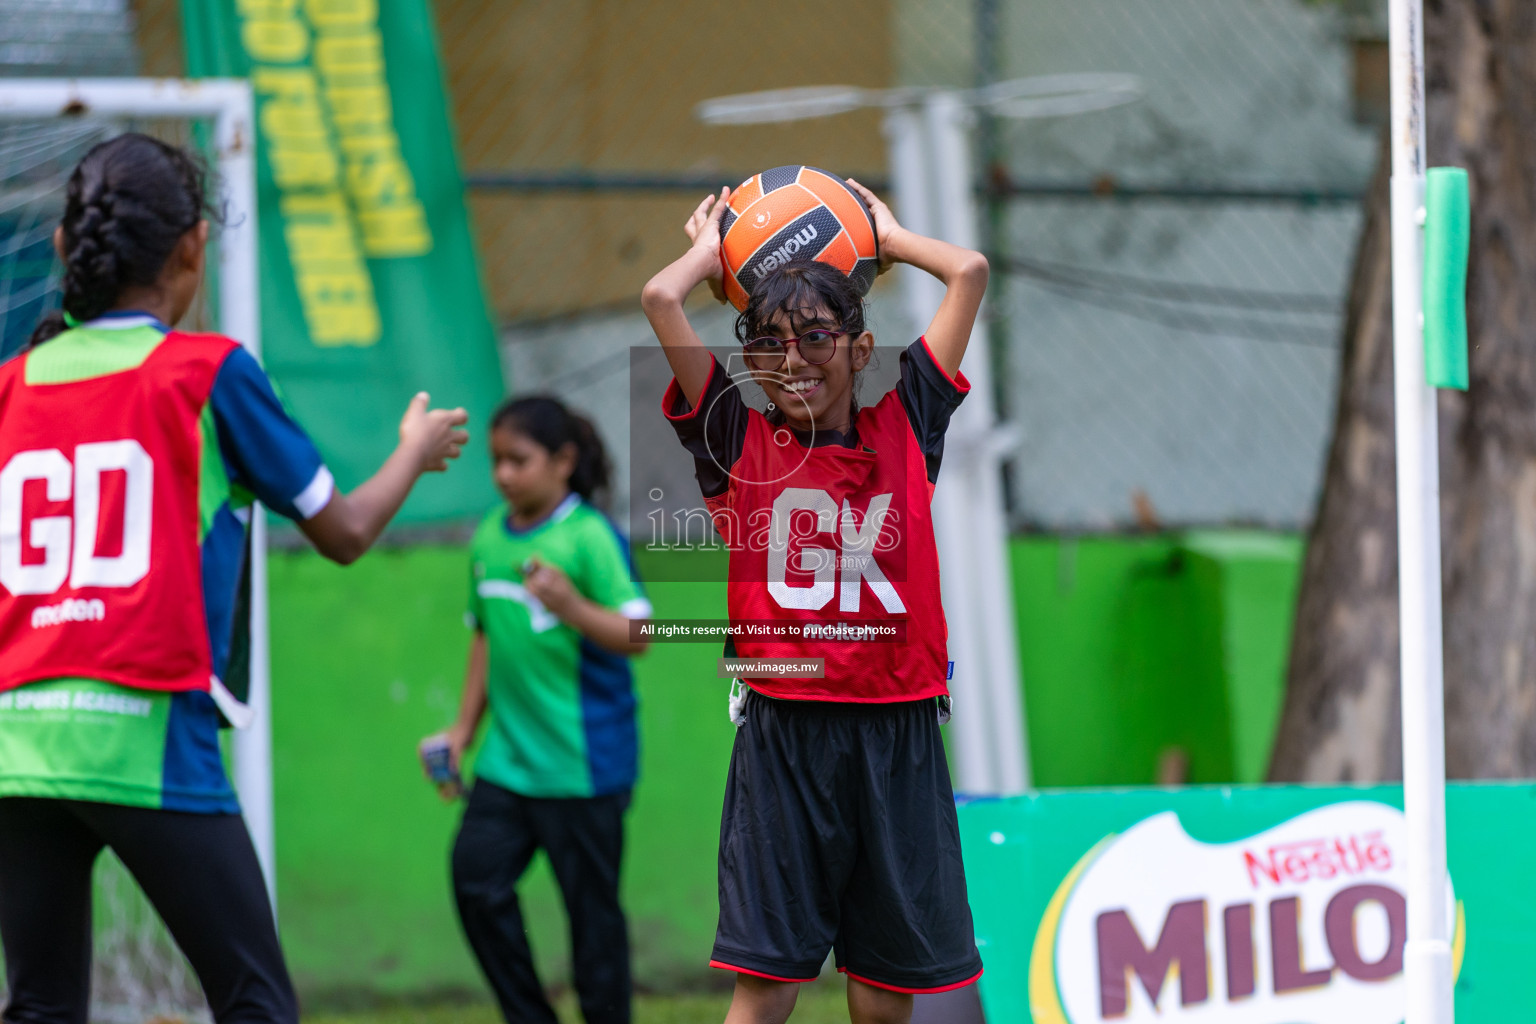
[846,179,902,274]
[399,392,470,473]
[684,186,730,303]
[522,556,579,619]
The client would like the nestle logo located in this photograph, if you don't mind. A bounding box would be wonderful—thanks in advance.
[1242,832,1392,888]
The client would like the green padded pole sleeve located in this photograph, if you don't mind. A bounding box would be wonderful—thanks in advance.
[1424,167,1471,391]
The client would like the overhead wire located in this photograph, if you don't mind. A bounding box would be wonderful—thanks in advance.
[996,253,1344,348]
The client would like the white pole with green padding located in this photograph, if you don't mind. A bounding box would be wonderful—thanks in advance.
[1389,1,1471,1021]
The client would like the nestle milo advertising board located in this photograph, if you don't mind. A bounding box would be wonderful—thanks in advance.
[957,784,1534,1022]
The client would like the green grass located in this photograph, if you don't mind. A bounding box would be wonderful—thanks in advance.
[306,985,853,1024]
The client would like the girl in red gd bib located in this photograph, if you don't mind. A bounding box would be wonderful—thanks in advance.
[641,180,989,1024]
[0,135,468,1024]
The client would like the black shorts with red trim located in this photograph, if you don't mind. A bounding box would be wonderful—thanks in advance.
[709,689,983,993]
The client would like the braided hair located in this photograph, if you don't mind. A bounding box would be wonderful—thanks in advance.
[491,395,612,505]
[27,133,216,350]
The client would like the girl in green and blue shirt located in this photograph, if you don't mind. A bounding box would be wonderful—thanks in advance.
[430,396,650,1024]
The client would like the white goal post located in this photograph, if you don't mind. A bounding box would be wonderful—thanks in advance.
[0,79,275,903]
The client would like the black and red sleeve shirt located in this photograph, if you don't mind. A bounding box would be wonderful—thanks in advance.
[663,336,970,500]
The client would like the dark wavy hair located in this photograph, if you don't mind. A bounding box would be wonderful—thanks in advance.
[733,259,867,345]
[27,133,218,350]
[491,395,612,504]
[735,260,871,420]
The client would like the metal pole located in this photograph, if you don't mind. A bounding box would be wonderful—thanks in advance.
[923,92,1030,794]
[0,78,250,119]
[885,103,998,794]
[1387,1,1453,1020]
[216,88,278,908]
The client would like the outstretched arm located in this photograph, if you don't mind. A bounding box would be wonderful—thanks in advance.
[846,180,989,380]
[641,187,731,409]
[300,392,469,564]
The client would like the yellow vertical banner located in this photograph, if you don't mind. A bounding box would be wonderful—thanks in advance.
[184,0,503,523]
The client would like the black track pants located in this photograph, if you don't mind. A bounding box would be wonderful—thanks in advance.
[0,797,297,1024]
[451,780,631,1024]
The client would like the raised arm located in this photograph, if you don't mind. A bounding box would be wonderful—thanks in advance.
[845,180,989,381]
[640,186,731,409]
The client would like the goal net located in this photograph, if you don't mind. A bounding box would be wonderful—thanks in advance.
[0,117,222,358]
[0,81,265,1024]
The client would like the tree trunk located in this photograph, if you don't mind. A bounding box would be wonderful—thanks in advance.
[1270,0,1536,782]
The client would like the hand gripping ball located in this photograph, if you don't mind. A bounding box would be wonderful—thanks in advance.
[719,165,880,311]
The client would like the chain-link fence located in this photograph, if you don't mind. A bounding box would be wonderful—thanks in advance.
[447,0,1383,533]
[3,0,1384,532]
[983,0,1380,530]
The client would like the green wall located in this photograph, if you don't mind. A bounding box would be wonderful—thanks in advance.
[267,533,1303,1002]
[269,547,734,1002]
[1011,532,1303,788]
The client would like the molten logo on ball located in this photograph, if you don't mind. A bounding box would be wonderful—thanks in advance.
[752,225,819,281]
[719,165,880,310]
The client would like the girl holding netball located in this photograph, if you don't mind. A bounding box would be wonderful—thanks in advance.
[641,181,988,1024]
[430,395,650,1024]
[0,133,468,1023]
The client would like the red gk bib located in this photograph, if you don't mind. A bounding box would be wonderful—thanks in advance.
[710,391,950,702]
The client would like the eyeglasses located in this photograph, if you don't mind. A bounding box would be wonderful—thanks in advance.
[741,330,847,371]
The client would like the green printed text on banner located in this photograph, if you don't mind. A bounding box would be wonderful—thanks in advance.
[181,0,503,523]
